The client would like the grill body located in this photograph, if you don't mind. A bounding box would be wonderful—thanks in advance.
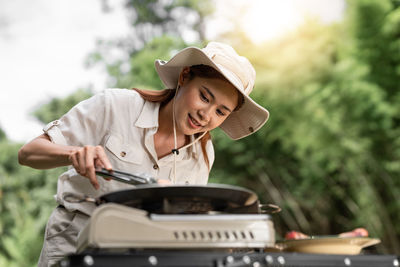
[77,203,275,252]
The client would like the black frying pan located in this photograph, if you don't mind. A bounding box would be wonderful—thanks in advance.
[64,183,260,214]
[64,186,261,216]
[63,168,279,214]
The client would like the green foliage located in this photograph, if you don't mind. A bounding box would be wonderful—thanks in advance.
[127,0,213,42]
[210,0,400,254]
[0,77,90,265]
[0,127,6,141]
[32,88,93,124]
[86,0,213,88]
[0,139,65,265]
[111,36,189,89]
[346,0,400,94]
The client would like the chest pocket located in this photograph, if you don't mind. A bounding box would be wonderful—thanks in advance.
[105,135,143,164]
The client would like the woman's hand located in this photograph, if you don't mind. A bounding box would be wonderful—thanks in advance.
[68,145,113,190]
[18,134,113,190]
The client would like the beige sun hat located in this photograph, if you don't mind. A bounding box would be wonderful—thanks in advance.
[154,42,269,140]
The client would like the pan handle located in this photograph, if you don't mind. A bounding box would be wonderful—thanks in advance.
[63,193,97,204]
[259,203,281,214]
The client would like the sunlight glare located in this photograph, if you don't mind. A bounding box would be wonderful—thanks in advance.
[241,0,302,44]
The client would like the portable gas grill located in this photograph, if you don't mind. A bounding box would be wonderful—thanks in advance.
[59,170,397,267]
[76,203,275,252]
[67,208,398,267]
[61,170,277,252]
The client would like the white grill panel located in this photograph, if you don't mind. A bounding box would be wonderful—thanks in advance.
[77,203,275,252]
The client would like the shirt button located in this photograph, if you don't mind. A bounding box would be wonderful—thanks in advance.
[153,164,159,170]
[120,151,126,157]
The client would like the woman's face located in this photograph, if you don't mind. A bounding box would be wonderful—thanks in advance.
[174,73,239,136]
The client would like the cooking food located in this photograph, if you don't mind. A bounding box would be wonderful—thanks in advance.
[285,227,369,240]
[338,228,369,238]
[279,227,379,255]
[285,230,310,240]
[277,236,381,255]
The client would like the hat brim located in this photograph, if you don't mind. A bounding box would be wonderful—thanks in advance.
[155,47,269,140]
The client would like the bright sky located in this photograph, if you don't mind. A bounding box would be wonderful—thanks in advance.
[0,0,345,143]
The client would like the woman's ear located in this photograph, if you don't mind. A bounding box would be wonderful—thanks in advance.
[178,66,191,86]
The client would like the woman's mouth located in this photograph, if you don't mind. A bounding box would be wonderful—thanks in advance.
[188,114,202,129]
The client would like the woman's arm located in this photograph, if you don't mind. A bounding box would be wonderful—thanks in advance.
[18,133,112,189]
[18,134,78,169]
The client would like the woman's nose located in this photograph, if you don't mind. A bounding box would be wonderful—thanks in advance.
[198,109,211,123]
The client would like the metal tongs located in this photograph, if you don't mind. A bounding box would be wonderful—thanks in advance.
[95,168,157,185]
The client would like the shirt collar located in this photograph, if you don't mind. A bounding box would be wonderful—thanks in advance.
[135,100,160,129]
[135,100,200,158]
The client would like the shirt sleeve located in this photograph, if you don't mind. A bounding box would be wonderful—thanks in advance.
[43,90,109,146]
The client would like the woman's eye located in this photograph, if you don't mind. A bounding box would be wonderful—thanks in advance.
[200,92,209,103]
[216,109,225,116]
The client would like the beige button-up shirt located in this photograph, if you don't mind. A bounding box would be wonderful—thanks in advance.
[43,88,214,215]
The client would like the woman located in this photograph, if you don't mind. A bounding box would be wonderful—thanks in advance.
[18,42,270,266]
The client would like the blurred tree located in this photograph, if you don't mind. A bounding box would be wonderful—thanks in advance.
[0,87,93,265]
[346,0,400,95]
[209,0,400,254]
[107,35,186,89]
[343,0,400,252]
[211,18,344,237]
[0,127,6,141]
[0,138,65,266]
[127,0,212,43]
[33,88,94,124]
[87,0,213,89]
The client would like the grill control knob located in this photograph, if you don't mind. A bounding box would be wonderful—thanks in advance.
[277,256,285,265]
[265,255,274,264]
[242,255,251,264]
[148,255,158,266]
[83,255,94,266]
[225,256,234,264]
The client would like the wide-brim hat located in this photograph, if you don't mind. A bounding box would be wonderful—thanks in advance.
[155,42,269,140]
